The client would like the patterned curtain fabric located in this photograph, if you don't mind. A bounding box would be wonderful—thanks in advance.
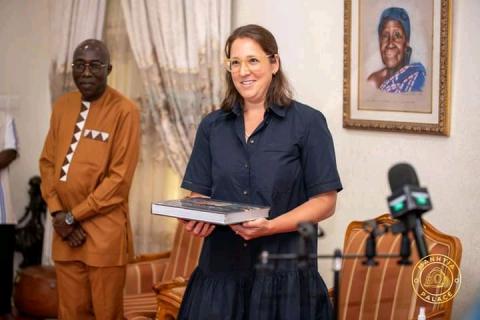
[48,0,106,103]
[104,0,185,254]
[121,0,231,175]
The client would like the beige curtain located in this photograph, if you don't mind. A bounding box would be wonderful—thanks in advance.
[48,0,107,103]
[104,0,185,254]
[121,0,231,176]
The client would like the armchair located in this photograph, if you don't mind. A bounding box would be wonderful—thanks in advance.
[124,222,202,320]
[153,224,203,320]
[123,252,171,319]
[332,214,462,320]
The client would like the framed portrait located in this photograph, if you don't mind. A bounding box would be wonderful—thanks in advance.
[343,0,452,135]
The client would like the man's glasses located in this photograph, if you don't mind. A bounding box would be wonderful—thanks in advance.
[71,61,108,75]
[224,54,275,73]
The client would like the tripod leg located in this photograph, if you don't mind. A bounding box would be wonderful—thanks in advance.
[332,249,342,320]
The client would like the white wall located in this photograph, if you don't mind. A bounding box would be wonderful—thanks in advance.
[0,0,51,220]
[233,0,480,318]
[0,0,479,318]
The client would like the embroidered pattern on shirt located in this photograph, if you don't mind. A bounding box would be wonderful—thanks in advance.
[59,101,91,182]
[83,129,109,142]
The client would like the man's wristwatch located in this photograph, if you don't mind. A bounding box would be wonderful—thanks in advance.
[65,212,75,225]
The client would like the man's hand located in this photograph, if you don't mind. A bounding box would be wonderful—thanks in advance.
[66,225,87,247]
[52,211,75,239]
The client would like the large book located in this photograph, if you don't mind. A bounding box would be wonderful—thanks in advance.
[151,198,269,225]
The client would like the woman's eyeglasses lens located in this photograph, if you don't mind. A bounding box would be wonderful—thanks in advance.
[225,55,273,73]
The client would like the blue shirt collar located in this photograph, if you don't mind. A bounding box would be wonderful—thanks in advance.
[231,102,242,116]
[229,102,287,118]
[268,103,286,118]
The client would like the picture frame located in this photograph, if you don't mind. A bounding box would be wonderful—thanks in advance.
[343,0,452,135]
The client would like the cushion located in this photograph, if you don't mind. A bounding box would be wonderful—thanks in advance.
[124,292,157,320]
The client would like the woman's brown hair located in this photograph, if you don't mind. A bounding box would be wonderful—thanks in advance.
[220,24,292,111]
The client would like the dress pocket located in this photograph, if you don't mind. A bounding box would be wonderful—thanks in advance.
[256,143,300,194]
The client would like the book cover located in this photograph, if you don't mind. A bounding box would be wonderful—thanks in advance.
[151,198,269,225]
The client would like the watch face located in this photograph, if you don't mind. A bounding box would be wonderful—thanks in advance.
[65,213,75,225]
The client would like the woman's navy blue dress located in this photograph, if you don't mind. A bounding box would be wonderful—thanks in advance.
[178,101,342,320]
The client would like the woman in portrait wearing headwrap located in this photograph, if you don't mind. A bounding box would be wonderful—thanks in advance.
[368,7,426,93]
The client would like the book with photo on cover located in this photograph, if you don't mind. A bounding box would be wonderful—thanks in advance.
[151,198,269,225]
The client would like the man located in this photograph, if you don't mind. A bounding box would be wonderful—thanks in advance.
[0,111,18,320]
[39,39,140,319]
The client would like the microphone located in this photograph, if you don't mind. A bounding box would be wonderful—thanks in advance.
[387,163,431,258]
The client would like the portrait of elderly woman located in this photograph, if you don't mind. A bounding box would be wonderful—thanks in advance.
[367,7,426,93]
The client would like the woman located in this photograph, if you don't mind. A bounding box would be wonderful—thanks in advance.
[367,7,426,93]
[178,24,342,320]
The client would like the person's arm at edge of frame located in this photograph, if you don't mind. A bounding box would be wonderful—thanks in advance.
[0,149,17,169]
[0,115,18,194]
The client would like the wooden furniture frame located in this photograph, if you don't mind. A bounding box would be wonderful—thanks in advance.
[331,214,462,320]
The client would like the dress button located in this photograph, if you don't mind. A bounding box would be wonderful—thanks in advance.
[244,163,249,169]
[243,242,248,247]
[249,139,255,144]
[243,190,249,195]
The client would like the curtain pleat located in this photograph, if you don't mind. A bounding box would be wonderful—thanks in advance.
[104,0,185,254]
[48,0,107,103]
[121,0,231,176]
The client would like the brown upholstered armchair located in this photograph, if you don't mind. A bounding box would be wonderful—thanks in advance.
[153,223,203,320]
[123,252,171,319]
[123,222,202,320]
[331,214,462,320]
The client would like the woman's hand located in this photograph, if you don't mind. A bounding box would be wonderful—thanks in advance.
[179,219,215,238]
[230,218,272,241]
[178,192,215,238]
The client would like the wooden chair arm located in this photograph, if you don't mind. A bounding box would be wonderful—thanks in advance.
[328,288,334,298]
[408,309,445,320]
[153,276,188,294]
[327,288,335,306]
[426,309,445,320]
[131,251,171,263]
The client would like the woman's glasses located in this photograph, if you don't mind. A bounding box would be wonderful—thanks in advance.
[224,54,275,73]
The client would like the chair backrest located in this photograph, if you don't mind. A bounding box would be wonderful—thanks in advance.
[338,214,462,320]
[161,222,203,282]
